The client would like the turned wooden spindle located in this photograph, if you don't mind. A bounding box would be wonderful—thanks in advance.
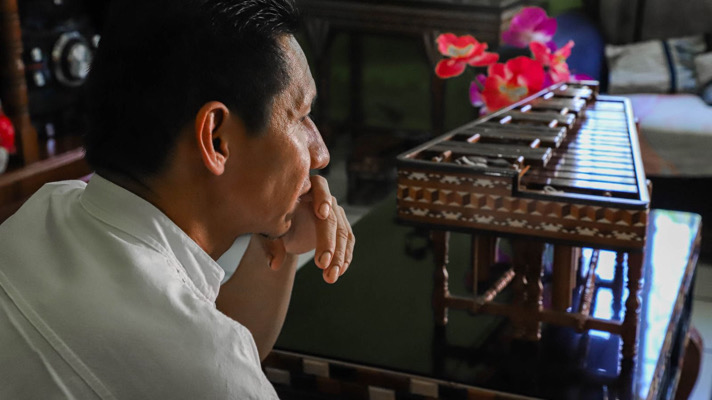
[0,0,39,164]
[524,243,545,341]
[577,250,600,330]
[622,251,644,360]
[612,251,626,319]
[431,230,449,326]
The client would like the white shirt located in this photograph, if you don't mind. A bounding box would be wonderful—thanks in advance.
[0,175,278,399]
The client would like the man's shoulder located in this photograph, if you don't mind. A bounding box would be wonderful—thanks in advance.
[29,179,87,199]
[1,179,86,227]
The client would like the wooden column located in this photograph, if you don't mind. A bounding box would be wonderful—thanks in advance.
[422,30,445,136]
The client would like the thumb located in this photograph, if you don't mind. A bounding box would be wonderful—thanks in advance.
[258,235,287,271]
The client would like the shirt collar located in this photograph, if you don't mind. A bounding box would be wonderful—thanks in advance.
[79,174,225,303]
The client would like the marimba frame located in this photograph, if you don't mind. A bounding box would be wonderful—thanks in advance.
[397,81,650,378]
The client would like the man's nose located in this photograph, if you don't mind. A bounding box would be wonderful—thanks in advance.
[310,130,330,170]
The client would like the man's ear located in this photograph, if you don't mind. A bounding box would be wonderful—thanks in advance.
[195,101,230,176]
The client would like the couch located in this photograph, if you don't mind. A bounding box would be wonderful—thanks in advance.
[553,7,712,253]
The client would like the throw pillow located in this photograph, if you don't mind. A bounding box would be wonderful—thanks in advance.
[606,35,707,95]
[695,52,712,105]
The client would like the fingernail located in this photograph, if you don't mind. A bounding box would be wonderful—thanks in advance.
[319,203,330,219]
[330,266,340,282]
[319,251,331,268]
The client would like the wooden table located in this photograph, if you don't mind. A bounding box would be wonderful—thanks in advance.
[296,0,525,142]
[264,196,702,399]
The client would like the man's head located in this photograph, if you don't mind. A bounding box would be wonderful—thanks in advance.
[84,0,300,178]
[84,0,329,254]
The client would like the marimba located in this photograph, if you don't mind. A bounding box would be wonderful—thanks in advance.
[396,81,650,371]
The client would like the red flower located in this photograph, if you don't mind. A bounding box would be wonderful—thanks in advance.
[481,56,545,111]
[530,40,574,85]
[434,33,499,78]
[0,113,15,154]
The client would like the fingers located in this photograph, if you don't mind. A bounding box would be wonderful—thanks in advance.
[336,204,354,276]
[314,196,337,271]
[309,175,332,220]
[314,196,355,284]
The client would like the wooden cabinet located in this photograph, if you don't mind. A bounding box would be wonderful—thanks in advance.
[0,0,92,222]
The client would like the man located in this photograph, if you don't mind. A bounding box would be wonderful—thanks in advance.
[0,0,354,398]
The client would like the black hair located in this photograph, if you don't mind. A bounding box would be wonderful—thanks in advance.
[83,0,299,177]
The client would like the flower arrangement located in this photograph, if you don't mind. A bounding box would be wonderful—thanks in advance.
[435,7,579,113]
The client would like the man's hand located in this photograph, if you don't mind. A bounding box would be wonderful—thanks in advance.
[266,175,354,283]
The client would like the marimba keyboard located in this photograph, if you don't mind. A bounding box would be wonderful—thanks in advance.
[397,81,650,250]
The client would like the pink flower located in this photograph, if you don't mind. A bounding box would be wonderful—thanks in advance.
[572,73,594,82]
[502,7,557,48]
[469,74,487,107]
[530,40,574,85]
[435,34,499,78]
[481,56,545,111]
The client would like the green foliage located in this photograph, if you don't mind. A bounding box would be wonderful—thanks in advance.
[548,0,582,15]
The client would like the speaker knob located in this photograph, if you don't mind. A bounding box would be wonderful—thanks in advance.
[52,31,93,87]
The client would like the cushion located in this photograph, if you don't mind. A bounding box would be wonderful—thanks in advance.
[624,93,712,177]
[606,36,707,95]
[695,52,712,104]
[696,52,712,85]
[587,0,712,43]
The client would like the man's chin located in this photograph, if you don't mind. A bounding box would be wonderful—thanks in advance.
[259,220,292,240]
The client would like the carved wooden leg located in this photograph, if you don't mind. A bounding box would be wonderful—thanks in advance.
[510,240,528,339]
[511,239,545,340]
[471,235,495,295]
[524,243,545,341]
[612,252,626,319]
[622,251,644,361]
[553,245,575,312]
[431,230,450,326]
